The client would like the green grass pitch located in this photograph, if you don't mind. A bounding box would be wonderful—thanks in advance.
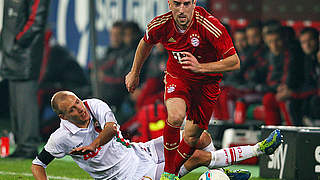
[0,157,279,180]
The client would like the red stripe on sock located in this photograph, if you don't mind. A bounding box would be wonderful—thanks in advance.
[224,149,229,165]
[229,148,235,164]
[232,148,237,163]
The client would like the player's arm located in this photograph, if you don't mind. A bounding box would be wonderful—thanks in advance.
[200,53,240,72]
[125,38,154,93]
[90,122,117,148]
[31,164,48,180]
[181,16,240,73]
[31,149,55,180]
[70,122,117,155]
[180,52,240,73]
[130,38,154,74]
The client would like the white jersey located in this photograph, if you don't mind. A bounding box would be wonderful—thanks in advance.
[33,99,158,180]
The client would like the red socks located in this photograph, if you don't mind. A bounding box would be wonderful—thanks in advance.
[163,121,180,173]
[174,138,195,175]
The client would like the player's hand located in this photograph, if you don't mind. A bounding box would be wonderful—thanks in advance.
[69,145,96,155]
[125,71,140,93]
[180,52,202,73]
[276,84,292,101]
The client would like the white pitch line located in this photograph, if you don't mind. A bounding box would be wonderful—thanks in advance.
[0,171,91,180]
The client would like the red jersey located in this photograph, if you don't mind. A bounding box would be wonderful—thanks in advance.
[143,6,236,83]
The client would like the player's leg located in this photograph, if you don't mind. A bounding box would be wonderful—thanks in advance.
[162,97,186,175]
[146,130,211,165]
[151,130,251,179]
[173,120,203,175]
[171,82,216,177]
[161,74,190,180]
[178,130,214,176]
[194,130,215,151]
[179,129,282,178]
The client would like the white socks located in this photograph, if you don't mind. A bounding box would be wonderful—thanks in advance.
[202,142,216,152]
[208,145,257,168]
[253,143,264,156]
[179,165,189,177]
[178,142,259,176]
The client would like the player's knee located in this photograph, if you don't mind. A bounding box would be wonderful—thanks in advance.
[190,150,211,166]
[167,112,185,127]
[184,136,200,147]
[197,131,212,149]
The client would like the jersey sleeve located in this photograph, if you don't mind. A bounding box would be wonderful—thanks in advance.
[87,99,117,128]
[44,134,67,159]
[32,131,69,168]
[143,20,163,45]
[206,18,236,59]
[32,149,55,168]
[32,156,49,168]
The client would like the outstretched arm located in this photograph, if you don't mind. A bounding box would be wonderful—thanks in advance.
[181,52,240,73]
[125,38,154,93]
[31,164,48,180]
[70,122,117,155]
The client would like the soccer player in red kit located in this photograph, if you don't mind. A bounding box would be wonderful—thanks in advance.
[125,0,240,179]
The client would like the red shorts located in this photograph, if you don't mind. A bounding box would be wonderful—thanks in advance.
[164,73,221,129]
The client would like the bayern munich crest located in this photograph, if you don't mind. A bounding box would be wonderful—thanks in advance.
[190,34,200,47]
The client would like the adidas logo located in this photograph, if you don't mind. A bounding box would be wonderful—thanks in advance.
[168,37,176,43]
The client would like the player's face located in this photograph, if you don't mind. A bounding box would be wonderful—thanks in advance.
[110,26,123,48]
[59,95,90,127]
[234,31,248,52]
[246,28,262,47]
[300,32,318,55]
[169,0,195,30]
[265,33,284,55]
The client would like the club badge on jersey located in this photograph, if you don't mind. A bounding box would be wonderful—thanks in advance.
[190,34,200,47]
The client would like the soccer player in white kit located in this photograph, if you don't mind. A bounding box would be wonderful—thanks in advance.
[31,91,282,180]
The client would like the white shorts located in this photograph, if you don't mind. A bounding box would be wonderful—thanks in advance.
[133,132,184,179]
[132,136,165,180]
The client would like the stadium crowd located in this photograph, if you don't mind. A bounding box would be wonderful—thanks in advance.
[33,19,320,144]
[94,19,320,137]
[0,15,319,156]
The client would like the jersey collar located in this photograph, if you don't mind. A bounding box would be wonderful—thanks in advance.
[60,118,92,134]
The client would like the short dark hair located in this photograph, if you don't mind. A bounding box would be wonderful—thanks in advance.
[264,25,283,36]
[51,91,77,115]
[246,20,263,31]
[123,21,142,38]
[234,28,246,34]
[300,27,319,40]
[112,21,124,29]
[263,19,281,29]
